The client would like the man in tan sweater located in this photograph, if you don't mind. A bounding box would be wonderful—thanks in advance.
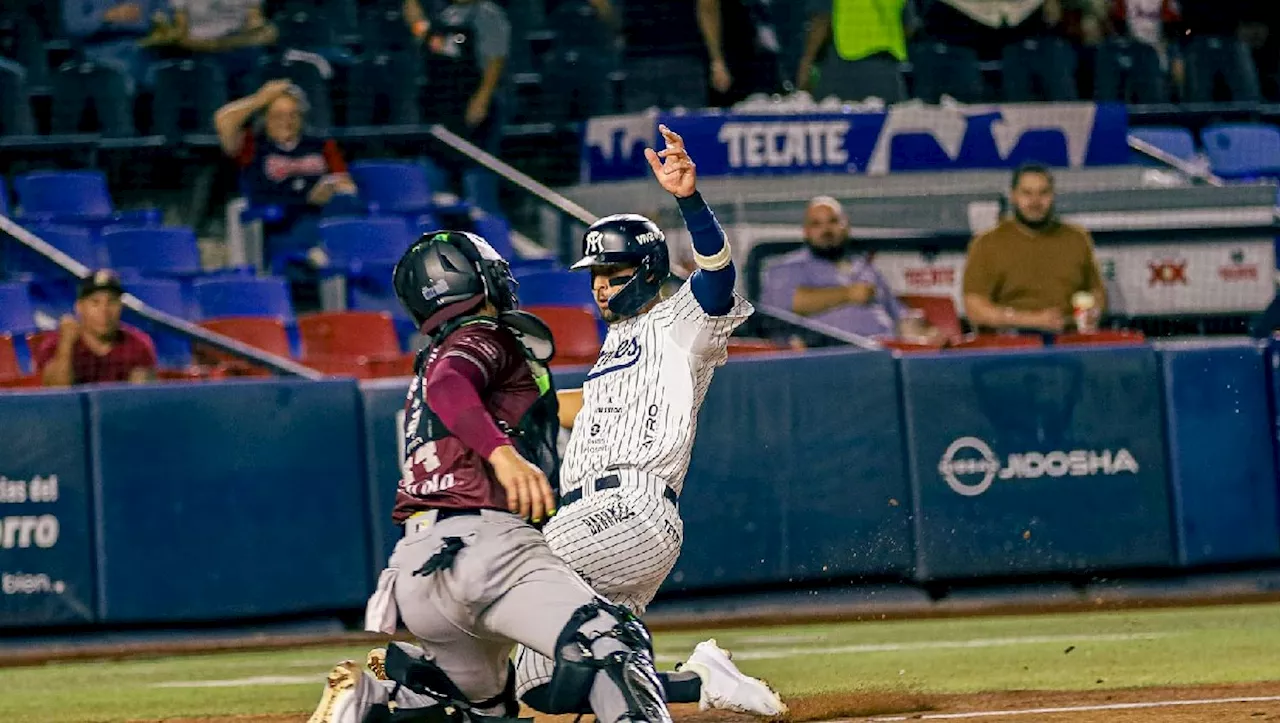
[962,164,1106,332]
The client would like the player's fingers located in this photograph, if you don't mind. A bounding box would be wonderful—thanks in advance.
[658,124,684,147]
[534,473,555,521]
[657,147,685,159]
[527,474,550,523]
[644,147,662,174]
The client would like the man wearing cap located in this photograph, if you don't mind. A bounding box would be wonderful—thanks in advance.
[35,270,158,387]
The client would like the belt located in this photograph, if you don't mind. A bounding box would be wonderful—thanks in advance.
[406,508,483,535]
[559,474,678,508]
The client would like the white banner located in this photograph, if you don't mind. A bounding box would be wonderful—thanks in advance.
[669,224,1276,317]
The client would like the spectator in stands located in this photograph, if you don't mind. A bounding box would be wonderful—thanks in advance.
[63,0,164,94]
[762,196,938,341]
[214,79,358,276]
[796,0,913,104]
[616,0,709,110]
[1107,0,1183,82]
[962,164,1106,333]
[697,0,783,107]
[142,0,278,96]
[419,0,509,212]
[36,270,158,387]
[920,0,1062,61]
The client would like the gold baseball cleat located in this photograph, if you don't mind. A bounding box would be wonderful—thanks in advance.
[307,660,362,723]
[367,647,388,681]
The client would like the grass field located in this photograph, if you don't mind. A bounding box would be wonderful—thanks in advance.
[5,602,1280,722]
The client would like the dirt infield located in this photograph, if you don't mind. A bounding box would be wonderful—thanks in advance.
[128,683,1280,723]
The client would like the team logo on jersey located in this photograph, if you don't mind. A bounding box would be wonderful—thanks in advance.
[585,337,642,381]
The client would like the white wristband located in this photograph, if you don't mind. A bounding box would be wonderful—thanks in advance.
[693,243,732,271]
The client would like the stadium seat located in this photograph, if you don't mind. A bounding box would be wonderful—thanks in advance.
[193,276,295,320]
[196,316,294,374]
[527,305,601,367]
[297,310,401,358]
[908,42,983,104]
[0,283,37,371]
[1001,37,1077,102]
[1200,123,1280,178]
[13,224,102,270]
[470,214,518,260]
[1183,35,1261,103]
[124,278,194,368]
[0,57,34,136]
[513,268,594,307]
[951,333,1044,351]
[13,171,161,228]
[0,333,40,387]
[900,294,963,344]
[880,338,945,354]
[345,52,420,126]
[150,59,228,138]
[1093,37,1166,104]
[348,161,441,217]
[100,226,202,277]
[50,60,135,137]
[726,338,787,357]
[1054,329,1146,346]
[1129,126,1197,163]
[317,216,416,273]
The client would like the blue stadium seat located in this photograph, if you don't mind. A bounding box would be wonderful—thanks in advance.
[193,276,295,321]
[13,171,162,228]
[349,161,435,214]
[123,278,193,367]
[345,259,417,345]
[317,216,415,273]
[0,281,36,334]
[9,224,104,275]
[1130,126,1197,162]
[101,225,202,277]
[512,268,595,307]
[349,161,468,218]
[50,60,135,137]
[1200,123,1280,179]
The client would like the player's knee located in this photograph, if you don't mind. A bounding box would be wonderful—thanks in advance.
[543,598,667,722]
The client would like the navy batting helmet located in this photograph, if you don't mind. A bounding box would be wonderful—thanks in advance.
[571,214,670,318]
[392,230,518,333]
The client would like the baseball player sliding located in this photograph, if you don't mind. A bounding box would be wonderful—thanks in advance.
[306,231,673,723]
[515,124,785,718]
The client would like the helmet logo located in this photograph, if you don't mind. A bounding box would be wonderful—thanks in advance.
[585,230,606,255]
[421,279,450,302]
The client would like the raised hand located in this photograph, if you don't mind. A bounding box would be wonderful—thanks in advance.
[644,124,697,199]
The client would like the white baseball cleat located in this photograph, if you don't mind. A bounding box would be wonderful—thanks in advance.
[307,660,363,723]
[680,639,788,717]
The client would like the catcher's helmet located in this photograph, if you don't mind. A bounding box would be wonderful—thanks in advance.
[392,230,518,333]
[570,214,670,318]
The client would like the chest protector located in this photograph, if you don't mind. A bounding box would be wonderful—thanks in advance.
[406,315,563,489]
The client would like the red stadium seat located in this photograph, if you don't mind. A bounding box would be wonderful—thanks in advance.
[880,338,945,354]
[726,338,788,357]
[298,311,402,358]
[526,306,602,367]
[0,334,40,388]
[950,333,1045,351]
[197,317,292,376]
[900,294,964,344]
[1055,330,1147,346]
[366,353,417,378]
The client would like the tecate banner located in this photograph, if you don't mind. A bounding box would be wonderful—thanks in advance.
[581,102,1130,182]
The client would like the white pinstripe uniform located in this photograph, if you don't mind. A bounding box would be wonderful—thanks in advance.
[514,278,752,698]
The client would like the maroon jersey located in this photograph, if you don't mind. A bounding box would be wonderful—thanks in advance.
[34,324,157,385]
[393,319,547,522]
